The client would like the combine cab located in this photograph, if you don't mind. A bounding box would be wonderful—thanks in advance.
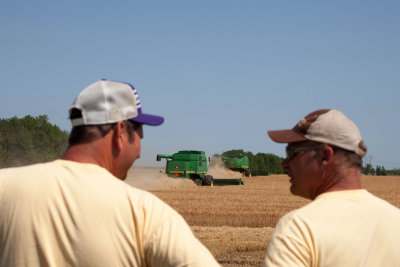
[157,150,244,186]
[223,154,251,177]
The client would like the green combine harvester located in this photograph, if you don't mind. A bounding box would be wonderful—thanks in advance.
[157,150,244,186]
[223,154,251,177]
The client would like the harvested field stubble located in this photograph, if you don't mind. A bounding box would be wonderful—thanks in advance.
[151,175,307,266]
[153,175,310,227]
[128,170,400,266]
[152,175,400,228]
[361,175,400,205]
[191,226,274,267]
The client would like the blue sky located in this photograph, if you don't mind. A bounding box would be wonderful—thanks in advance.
[1,1,399,169]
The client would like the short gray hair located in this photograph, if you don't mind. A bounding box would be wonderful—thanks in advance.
[332,147,363,169]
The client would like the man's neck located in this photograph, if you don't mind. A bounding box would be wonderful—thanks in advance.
[320,167,362,196]
[62,141,112,171]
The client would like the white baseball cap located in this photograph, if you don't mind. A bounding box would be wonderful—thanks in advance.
[70,80,164,127]
[268,109,367,157]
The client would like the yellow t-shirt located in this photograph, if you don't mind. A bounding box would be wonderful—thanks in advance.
[263,189,400,267]
[0,160,220,267]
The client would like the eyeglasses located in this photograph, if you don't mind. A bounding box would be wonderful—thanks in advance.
[285,145,325,159]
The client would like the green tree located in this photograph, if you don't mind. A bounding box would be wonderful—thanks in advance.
[376,165,387,176]
[362,163,375,175]
[0,115,69,168]
[0,132,5,165]
[386,168,400,176]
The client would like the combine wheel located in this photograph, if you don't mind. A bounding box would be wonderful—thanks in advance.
[203,175,214,186]
[245,169,251,177]
[194,179,202,186]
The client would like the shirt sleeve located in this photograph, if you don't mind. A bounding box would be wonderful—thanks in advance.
[140,193,220,267]
[263,213,312,267]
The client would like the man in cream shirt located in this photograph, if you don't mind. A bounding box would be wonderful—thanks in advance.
[0,80,220,267]
[264,109,400,266]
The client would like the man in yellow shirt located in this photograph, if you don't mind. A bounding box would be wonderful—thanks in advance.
[264,109,400,266]
[0,80,220,267]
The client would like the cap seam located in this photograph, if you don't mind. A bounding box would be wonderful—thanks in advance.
[101,81,111,123]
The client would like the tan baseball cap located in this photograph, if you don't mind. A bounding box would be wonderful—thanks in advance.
[268,109,367,157]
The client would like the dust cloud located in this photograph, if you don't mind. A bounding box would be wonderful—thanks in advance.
[125,167,196,191]
[208,156,243,179]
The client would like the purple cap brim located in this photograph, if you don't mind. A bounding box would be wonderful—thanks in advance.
[130,113,164,126]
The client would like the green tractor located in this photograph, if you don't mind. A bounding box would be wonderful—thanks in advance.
[157,150,244,186]
[223,154,251,177]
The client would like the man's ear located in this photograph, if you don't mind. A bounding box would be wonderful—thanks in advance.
[113,121,125,151]
[321,146,334,166]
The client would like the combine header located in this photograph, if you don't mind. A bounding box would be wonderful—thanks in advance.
[157,150,244,186]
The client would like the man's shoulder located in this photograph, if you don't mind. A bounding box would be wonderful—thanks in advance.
[124,184,178,214]
[315,189,400,211]
[0,160,59,177]
[277,189,400,229]
[274,191,357,229]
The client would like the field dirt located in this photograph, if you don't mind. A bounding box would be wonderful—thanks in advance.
[126,168,400,267]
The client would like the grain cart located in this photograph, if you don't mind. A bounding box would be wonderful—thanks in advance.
[157,150,244,186]
[223,154,251,177]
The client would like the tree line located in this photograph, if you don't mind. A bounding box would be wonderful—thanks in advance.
[0,115,69,168]
[362,163,400,176]
[1,115,399,176]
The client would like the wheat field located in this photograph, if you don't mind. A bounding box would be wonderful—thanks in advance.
[126,169,400,267]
